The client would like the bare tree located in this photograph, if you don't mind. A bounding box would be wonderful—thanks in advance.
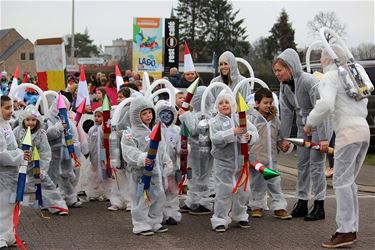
[351,43,375,60]
[307,11,346,42]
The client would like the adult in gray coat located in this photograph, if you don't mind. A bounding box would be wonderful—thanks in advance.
[273,48,332,221]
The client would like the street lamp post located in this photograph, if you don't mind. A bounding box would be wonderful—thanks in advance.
[71,0,75,65]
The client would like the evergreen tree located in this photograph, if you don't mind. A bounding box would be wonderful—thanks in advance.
[175,0,206,60]
[265,9,297,60]
[176,0,249,62]
[65,33,99,58]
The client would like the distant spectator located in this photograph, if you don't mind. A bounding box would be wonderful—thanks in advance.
[168,67,181,86]
[133,72,141,81]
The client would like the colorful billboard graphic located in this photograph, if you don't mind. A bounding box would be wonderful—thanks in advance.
[133,17,163,79]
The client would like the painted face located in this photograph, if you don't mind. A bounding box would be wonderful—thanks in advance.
[159,109,173,125]
[24,116,38,130]
[184,71,197,83]
[219,61,230,76]
[256,97,273,117]
[218,99,231,116]
[273,62,292,82]
[140,109,153,126]
[1,100,13,120]
[94,111,103,125]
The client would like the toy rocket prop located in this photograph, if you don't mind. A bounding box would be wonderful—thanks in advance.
[57,94,80,168]
[74,97,86,125]
[102,95,112,178]
[177,122,191,194]
[9,66,19,97]
[232,94,250,193]
[251,161,280,180]
[15,127,32,203]
[141,122,162,204]
[285,138,334,156]
[32,146,43,208]
[115,64,124,91]
[13,127,32,250]
[176,77,199,125]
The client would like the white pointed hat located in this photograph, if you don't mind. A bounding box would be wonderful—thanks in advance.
[184,41,196,73]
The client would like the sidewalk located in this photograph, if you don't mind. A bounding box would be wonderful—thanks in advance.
[277,151,375,193]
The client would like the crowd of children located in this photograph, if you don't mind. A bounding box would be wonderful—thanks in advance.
[0,45,370,249]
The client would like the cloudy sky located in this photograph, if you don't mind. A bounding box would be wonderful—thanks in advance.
[1,0,374,50]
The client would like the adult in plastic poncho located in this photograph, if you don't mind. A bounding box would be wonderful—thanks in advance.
[13,105,69,215]
[274,48,332,221]
[304,44,370,248]
[0,95,25,248]
[210,51,250,100]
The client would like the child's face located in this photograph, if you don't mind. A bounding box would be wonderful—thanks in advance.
[95,90,103,100]
[94,112,103,125]
[184,71,196,83]
[218,99,231,116]
[175,93,185,108]
[1,100,13,120]
[24,116,38,130]
[257,97,273,116]
[159,109,173,125]
[118,93,125,103]
[140,109,153,126]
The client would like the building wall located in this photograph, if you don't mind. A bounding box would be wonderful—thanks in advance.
[5,40,36,76]
[0,29,23,55]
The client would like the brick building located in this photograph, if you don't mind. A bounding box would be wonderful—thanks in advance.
[0,28,36,77]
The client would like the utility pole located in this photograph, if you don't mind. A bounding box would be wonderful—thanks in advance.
[71,0,75,64]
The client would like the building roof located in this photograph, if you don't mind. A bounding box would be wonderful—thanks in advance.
[0,39,28,61]
[0,28,15,40]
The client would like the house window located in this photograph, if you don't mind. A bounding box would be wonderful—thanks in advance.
[20,53,26,60]
[29,53,34,60]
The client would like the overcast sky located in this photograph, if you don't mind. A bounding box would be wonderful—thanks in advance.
[1,0,374,50]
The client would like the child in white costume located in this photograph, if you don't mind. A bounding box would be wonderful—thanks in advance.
[13,105,69,215]
[209,91,258,232]
[45,97,81,207]
[248,88,291,220]
[178,86,214,215]
[121,96,173,236]
[0,95,26,248]
[86,108,112,201]
[155,100,181,225]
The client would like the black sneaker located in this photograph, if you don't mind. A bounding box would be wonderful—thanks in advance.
[189,205,211,215]
[155,226,168,233]
[238,221,250,228]
[138,230,154,236]
[215,225,226,232]
[165,217,177,225]
[180,205,191,213]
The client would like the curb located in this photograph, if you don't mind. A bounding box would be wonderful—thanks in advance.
[278,165,375,193]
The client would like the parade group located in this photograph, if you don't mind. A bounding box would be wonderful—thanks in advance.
[0,28,372,249]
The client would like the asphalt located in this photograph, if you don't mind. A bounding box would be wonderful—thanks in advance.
[277,150,375,193]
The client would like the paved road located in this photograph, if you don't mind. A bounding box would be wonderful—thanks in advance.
[11,174,375,250]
